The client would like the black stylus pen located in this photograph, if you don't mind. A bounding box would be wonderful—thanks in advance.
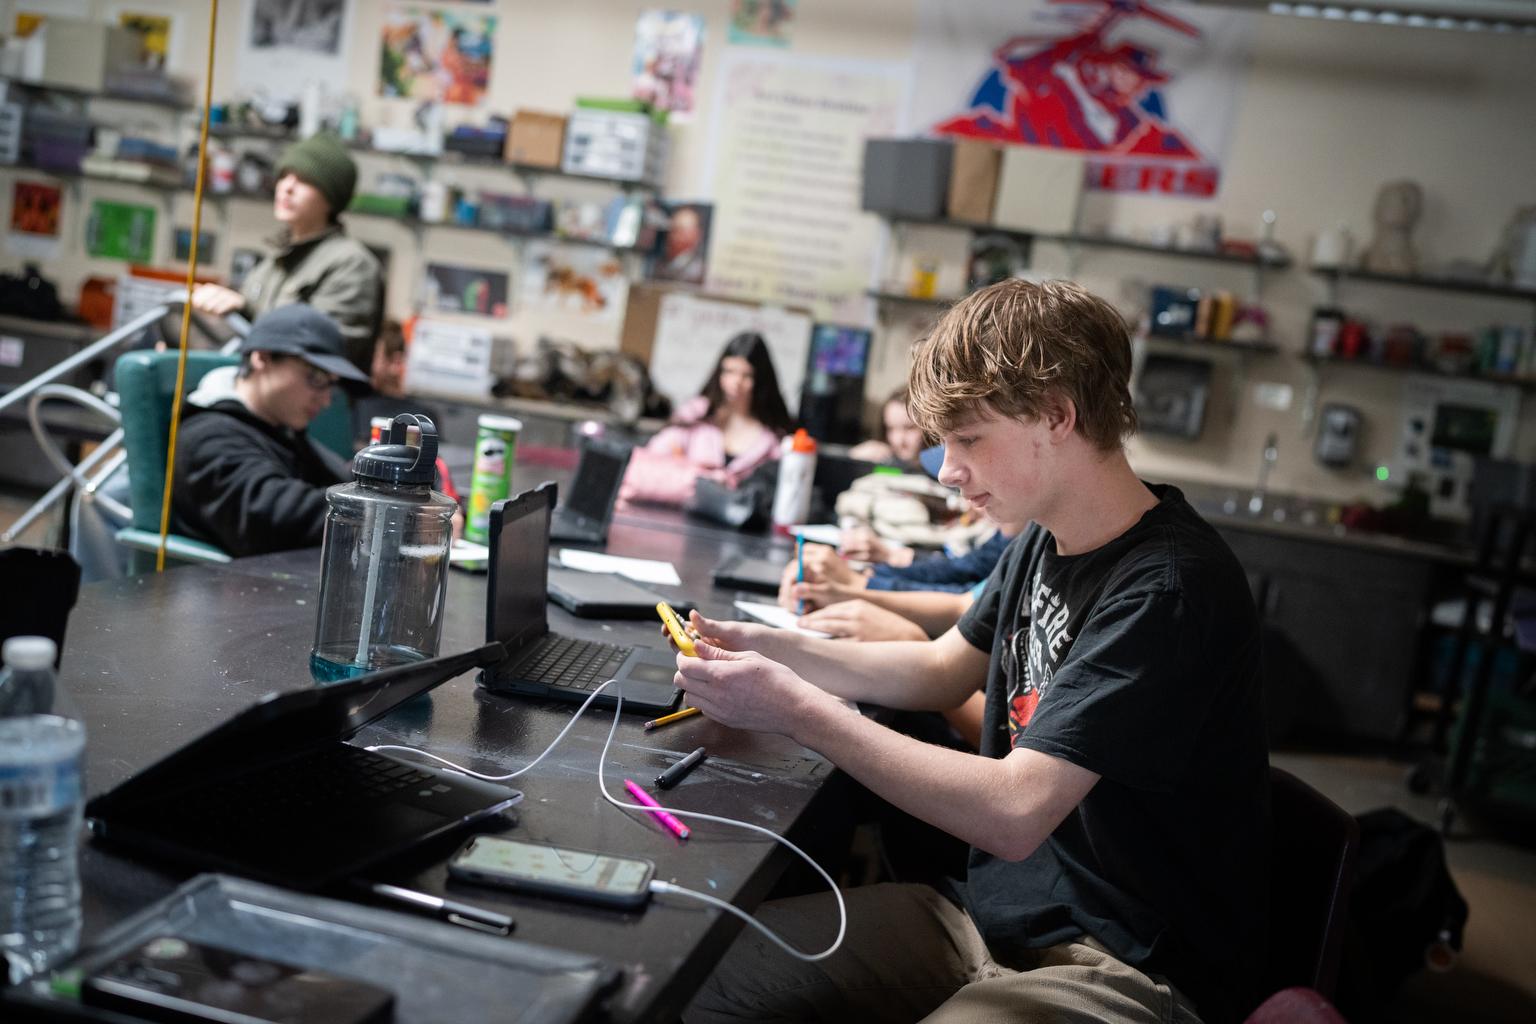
[364,882,514,935]
[656,746,707,789]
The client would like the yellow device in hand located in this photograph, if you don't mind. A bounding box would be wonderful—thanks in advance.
[656,602,697,657]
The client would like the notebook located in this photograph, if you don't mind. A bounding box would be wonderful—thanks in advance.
[548,435,633,545]
[84,644,522,891]
[479,483,682,714]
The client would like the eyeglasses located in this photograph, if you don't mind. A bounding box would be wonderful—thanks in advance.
[300,364,341,391]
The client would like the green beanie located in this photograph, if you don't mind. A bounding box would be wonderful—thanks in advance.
[277,133,357,218]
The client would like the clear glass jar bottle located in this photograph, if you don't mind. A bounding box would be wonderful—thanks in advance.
[310,415,457,683]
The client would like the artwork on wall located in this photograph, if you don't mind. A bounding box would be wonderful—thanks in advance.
[249,0,343,53]
[654,202,712,285]
[173,227,217,265]
[237,0,353,103]
[520,242,627,322]
[422,262,510,317]
[115,10,173,70]
[86,200,156,263]
[379,6,497,105]
[10,181,62,237]
[730,0,795,47]
[632,10,705,116]
[911,0,1252,199]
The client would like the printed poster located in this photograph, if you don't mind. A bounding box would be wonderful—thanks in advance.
[10,181,62,237]
[704,51,910,322]
[520,242,628,323]
[379,6,497,105]
[632,10,705,116]
[911,0,1252,198]
[730,0,796,47]
[422,262,510,317]
[237,0,354,103]
[116,10,172,69]
[654,202,712,285]
[173,226,216,264]
[86,200,156,263]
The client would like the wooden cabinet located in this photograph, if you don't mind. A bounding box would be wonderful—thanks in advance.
[1218,526,1435,741]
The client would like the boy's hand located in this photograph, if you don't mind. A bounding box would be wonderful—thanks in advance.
[798,600,926,642]
[658,610,767,654]
[776,544,868,611]
[673,641,840,739]
[190,283,245,316]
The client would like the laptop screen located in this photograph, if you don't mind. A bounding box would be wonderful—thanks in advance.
[565,442,628,523]
[488,486,553,650]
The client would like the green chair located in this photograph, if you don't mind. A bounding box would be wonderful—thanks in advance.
[114,350,358,572]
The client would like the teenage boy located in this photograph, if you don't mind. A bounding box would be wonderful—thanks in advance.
[677,279,1270,1024]
[174,305,370,557]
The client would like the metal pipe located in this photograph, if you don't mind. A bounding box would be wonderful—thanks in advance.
[1,427,126,542]
[0,301,177,417]
[27,383,121,482]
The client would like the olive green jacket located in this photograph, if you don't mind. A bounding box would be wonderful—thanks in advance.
[240,225,383,372]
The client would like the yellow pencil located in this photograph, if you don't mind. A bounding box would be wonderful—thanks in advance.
[644,706,700,731]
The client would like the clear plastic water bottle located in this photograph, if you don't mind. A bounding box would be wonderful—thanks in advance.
[0,635,85,986]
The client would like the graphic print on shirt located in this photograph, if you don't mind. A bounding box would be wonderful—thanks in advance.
[1006,566,1074,740]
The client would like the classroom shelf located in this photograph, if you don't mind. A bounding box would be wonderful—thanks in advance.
[3,164,648,253]
[1303,352,1536,391]
[205,125,659,190]
[879,213,1292,269]
[0,77,191,111]
[1309,266,1536,303]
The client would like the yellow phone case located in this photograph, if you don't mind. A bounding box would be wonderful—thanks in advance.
[656,602,697,657]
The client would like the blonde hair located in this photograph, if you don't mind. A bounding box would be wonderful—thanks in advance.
[907,279,1137,451]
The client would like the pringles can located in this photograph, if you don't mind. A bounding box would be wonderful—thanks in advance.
[465,414,522,543]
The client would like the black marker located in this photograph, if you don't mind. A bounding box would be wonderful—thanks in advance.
[655,746,707,790]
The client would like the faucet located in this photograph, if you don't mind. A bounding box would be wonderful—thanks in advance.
[1249,433,1278,516]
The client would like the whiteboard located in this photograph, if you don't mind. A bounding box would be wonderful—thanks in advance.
[650,293,813,416]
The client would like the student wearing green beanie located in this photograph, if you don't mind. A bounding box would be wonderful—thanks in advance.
[191,133,382,373]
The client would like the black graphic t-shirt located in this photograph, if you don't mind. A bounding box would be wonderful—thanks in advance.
[955,484,1270,1024]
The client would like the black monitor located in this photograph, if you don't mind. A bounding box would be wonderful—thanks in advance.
[799,324,873,444]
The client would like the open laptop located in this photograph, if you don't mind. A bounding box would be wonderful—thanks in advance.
[547,565,691,620]
[85,644,522,891]
[548,435,633,545]
[479,483,682,714]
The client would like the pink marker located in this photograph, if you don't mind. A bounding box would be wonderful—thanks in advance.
[624,778,691,840]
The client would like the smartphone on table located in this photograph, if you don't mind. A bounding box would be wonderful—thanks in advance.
[80,935,395,1023]
[448,835,655,910]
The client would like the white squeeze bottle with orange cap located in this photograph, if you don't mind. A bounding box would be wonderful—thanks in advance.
[771,429,818,533]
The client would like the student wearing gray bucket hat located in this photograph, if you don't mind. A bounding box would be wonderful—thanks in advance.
[172,305,361,558]
[189,134,383,373]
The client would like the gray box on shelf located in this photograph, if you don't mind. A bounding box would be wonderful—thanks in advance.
[861,138,953,220]
[562,109,665,183]
[993,146,1085,235]
[20,17,140,93]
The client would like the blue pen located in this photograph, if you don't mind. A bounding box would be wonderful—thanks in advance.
[795,535,805,616]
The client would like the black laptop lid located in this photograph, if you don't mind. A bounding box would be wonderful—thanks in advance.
[86,643,506,817]
[563,437,632,526]
[486,483,555,651]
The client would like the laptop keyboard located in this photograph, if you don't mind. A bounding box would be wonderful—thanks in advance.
[168,746,444,830]
[506,633,632,692]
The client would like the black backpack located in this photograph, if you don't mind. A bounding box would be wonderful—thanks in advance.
[1334,808,1468,1021]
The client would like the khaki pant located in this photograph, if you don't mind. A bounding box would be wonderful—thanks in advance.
[684,884,1204,1024]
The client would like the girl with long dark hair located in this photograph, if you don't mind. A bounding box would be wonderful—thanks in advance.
[620,332,793,507]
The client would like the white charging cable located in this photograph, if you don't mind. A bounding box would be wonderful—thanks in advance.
[367,679,847,963]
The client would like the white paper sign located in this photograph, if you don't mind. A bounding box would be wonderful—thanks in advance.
[403,318,495,398]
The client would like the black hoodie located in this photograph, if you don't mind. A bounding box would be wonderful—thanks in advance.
[173,399,351,558]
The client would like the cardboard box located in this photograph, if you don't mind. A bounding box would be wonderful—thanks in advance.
[946,141,1002,224]
[861,138,953,220]
[993,146,1086,235]
[505,110,566,168]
